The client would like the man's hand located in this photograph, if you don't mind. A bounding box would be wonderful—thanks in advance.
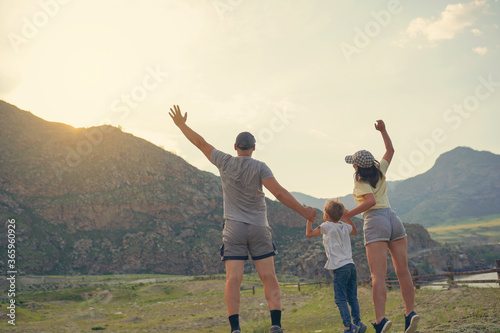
[303,206,317,221]
[169,105,187,127]
[374,119,386,132]
[168,105,214,160]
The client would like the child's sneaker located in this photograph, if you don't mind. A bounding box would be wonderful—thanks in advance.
[404,311,420,333]
[372,318,392,333]
[344,324,359,333]
[356,321,367,333]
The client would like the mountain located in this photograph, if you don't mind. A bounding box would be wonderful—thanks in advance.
[0,100,226,275]
[0,101,440,279]
[293,181,402,211]
[298,148,500,228]
[389,147,500,227]
[291,192,339,211]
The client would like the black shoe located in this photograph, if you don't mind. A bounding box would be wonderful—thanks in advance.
[405,311,420,333]
[372,318,392,333]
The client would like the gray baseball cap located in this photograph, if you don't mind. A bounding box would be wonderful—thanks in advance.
[235,132,256,150]
[345,150,375,168]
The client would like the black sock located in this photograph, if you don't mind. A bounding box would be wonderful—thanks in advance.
[228,314,240,332]
[270,310,281,327]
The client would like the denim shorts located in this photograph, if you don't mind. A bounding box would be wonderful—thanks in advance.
[220,220,277,261]
[363,208,406,246]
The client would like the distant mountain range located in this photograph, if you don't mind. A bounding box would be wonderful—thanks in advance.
[292,181,401,211]
[294,147,500,228]
[0,101,495,278]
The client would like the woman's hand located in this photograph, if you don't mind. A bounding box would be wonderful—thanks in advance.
[375,119,386,132]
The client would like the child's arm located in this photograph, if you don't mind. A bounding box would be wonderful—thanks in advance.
[306,219,321,238]
[375,119,395,164]
[343,217,357,235]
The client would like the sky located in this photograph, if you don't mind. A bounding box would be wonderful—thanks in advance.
[1,0,499,199]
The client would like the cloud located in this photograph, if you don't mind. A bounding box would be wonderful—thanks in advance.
[471,28,483,36]
[406,1,487,42]
[472,46,488,54]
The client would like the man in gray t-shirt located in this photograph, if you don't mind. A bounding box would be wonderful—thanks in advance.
[169,105,316,333]
[210,148,273,226]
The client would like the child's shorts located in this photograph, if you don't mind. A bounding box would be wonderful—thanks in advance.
[220,220,278,261]
[363,208,407,246]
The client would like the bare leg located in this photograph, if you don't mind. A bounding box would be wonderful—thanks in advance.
[388,237,415,316]
[225,260,245,316]
[254,256,281,310]
[365,241,389,324]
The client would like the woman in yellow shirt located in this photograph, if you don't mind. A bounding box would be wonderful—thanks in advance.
[342,120,419,333]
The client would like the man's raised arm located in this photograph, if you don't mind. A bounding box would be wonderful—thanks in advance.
[169,105,214,160]
[262,177,317,221]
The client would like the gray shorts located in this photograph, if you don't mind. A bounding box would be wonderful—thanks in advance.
[363,208,407,246]
[220,220,278,261]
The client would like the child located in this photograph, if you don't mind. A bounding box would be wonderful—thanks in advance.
[306,199,367,333]
[342,120,419,333]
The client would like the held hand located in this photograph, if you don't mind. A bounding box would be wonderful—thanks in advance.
[303,206,317,221]
[169,105,187,127]
[342,209,351,221]
[374,119,386,132]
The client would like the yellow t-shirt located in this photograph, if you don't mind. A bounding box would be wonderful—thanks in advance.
[353,159,391,214]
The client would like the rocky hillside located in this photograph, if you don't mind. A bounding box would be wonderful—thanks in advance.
[389,147,500,227]
[0,101,440,279]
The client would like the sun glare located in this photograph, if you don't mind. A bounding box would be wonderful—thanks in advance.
[4,1,208,128]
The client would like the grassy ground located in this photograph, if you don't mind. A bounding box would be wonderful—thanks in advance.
[427,216,500,244]
[1,275,499,332]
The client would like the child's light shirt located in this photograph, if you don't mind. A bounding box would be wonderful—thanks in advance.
[353,159,391,214]
[320,221,354,270]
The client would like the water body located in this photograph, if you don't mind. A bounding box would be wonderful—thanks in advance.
[422,272,499,290]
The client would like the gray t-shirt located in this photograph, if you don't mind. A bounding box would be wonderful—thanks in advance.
[210,149,274,226]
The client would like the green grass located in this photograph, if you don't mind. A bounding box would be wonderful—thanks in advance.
[427,216,500,244]
[435,214,500,227]
[1,275,499,332]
